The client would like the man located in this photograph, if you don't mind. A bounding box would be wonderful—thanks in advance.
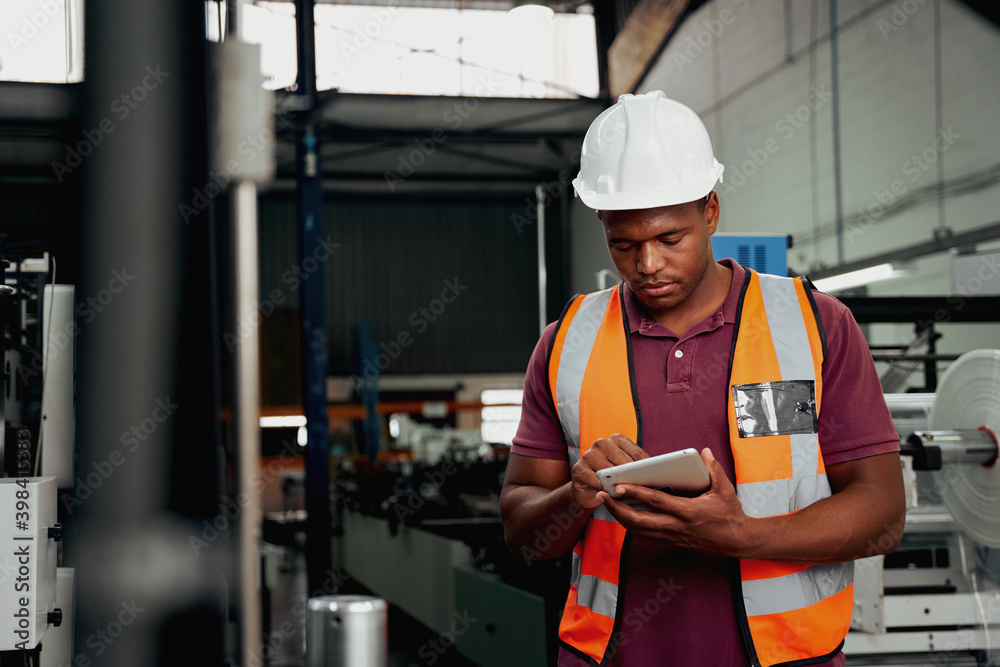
[499,91,905,667]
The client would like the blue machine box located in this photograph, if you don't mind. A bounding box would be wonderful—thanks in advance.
[711,233,790,276]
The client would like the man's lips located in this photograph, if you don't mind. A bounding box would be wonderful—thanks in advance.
[636,281,677,297]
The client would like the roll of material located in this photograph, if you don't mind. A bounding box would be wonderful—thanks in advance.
[928,349,1000,548]
[884,392,935,436]
[306,595,387,667]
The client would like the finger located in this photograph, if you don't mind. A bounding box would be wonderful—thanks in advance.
[572,464,605,492]
[608,433,648,460]
[587,436,642,469]
[602,493,669,533]
[613,483,686,514]
[701,447,731,491]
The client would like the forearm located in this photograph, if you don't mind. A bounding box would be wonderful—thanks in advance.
[737,479,905,565]
[500,481,594,561]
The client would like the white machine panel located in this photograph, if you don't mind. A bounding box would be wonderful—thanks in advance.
[0,477,59,650]
[39,568,74,667]
[40,285,76,487]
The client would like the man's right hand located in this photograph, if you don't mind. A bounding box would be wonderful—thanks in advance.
[501,433,648,561]
[571,433,649,509]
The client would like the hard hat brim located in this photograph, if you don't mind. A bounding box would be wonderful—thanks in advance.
[573,163,724,211]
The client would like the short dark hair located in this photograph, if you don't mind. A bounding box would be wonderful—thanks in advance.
[695,194,709,213]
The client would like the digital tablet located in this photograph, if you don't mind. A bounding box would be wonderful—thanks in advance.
[597,448,711,499]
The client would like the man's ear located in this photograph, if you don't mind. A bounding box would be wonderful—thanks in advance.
[705,192,721,235]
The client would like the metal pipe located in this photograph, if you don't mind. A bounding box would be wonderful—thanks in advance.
[908,430,998,466]
[829,0,845,264]
[808,220,1000,280]
[221,6,265,662]
[233,179,263,664]
[536,184,547,334]
[294,0,334,595]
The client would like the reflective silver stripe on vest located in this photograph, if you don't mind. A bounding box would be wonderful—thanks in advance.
[756,273,814,383]
[592,505,616,523]
[756,274,820,480]
[570,549,617,619]
[576,575,618,619]
[742,561,854,617]
[736,475,832,519]
[556,288,615,467]
[571,551,582,588]
[790,432,819,479]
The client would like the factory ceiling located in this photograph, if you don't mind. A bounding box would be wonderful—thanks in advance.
[0,81,605,196]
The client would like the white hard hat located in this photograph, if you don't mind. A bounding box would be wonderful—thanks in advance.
[572,91,724,211]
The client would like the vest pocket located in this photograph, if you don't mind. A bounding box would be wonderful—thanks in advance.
[732,380,818,437]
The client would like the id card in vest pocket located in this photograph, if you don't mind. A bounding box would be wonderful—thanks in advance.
[732,380,818,438]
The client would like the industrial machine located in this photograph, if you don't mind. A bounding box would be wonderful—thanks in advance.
[711,232,791,277]
[845,349,1000,667]
[1,252,70,666]
[330,414,567,667]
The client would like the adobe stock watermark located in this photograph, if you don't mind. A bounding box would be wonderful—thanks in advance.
[51,66,170,182]
[55,599,146,666]
[179,112,295,225]
[350,277,468,390]
[511,179,571,235]
[6,0,62,54]
[877,0,930,41]
[408,610,478,667]
[511,98,628,234]
[383,74,502,192]
[603,577,683,659]
[188,439,301,556]
[481,404,520,443]
[518,501,587,564]
[337,4,402,63]
[926,588,1000,665]
[244,567,353,666]
[289,568,353,619]
[59,396,179,515]
[670,0,751,72]
[17,267,136,385]
[222,234,340,352]
[721,84,832,198]
[758,618,811,665]
[243,620,298,667]
[845,126,960,244]
[953,252,1000,298]
[389,459,462,522]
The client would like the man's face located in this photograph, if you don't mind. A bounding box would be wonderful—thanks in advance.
[599,195,719,316]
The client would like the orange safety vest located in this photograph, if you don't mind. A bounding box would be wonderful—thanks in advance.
[547,269,854,667]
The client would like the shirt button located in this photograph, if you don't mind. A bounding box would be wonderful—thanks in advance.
[674,349,684,358]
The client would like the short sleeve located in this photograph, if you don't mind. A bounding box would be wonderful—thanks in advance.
[813,291,901,466]
[511,322,569,461]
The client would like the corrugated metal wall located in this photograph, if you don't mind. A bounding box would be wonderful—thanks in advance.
[258,194,557,376]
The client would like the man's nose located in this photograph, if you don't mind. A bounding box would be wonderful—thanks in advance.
[636,243,664,275]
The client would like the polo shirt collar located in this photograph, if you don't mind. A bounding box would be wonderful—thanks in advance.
[621,258,745,336]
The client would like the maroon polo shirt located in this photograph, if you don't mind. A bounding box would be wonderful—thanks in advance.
[512,260,899,667]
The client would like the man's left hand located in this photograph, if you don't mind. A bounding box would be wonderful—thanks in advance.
[598,447,754,557]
